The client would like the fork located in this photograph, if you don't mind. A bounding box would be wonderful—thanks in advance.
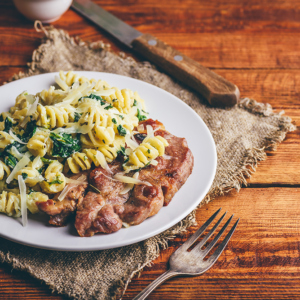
[133,208,239,300]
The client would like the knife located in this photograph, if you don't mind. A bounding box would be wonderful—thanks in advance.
[72,0,240,107]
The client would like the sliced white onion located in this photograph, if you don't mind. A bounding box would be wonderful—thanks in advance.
[25,94,36,104]
[95,151,111,173]
[20,96,39,127]
[150,160,158,166]
[58,185,72,201]
[31,156,41,169]
[122,222,130,228]
[65,178,88,184]
[9,146,24,161]
[114,173,152,186]
[59,175,87,201]
[6,153,31,184]
[146,125,154,138]
[119,183,134,195]
[18,175,27,227]
[55,75,69,91]
[119,172,140,194]
[53,123,93,135]
[9,129,27,144]
[137,124,144,132]
[125,134,139,150]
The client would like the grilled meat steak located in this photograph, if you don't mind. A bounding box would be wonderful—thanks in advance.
[75,163,128,237]
[37,119,194,236]
[74,119,194,237]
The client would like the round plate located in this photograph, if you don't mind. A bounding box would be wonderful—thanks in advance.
[0,72,217,251]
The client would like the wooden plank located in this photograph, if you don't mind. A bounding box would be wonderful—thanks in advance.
[3,3,300,68]
[125,188,300,299]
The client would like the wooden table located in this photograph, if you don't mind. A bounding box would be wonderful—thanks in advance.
[1,0,300,299]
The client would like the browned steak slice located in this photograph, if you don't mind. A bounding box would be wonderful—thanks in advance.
[37,175,88,226]
[75,163,128,237]
[74,119,194,235]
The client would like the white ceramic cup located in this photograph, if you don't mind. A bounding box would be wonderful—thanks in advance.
[13,0,73,23]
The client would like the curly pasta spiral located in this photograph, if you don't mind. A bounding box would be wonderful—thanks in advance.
[15,167,42,187]
[0,160,11,180]
[36,104,74,129]
[67,148,112,173]
[0,191,21,217]
[59,71,110,90]
[40,172,66,194]
[27,130,51,157]
[124,136,169,171]
[40,160,65,193]
[67,152,93,173]
[0,131,14,149]
[44,160,63,177]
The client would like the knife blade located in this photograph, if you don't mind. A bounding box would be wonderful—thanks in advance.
[72,0,240,107]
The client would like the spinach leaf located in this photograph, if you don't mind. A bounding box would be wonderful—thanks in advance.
[22,173,28,180]
[3,153,17,169]
[0,141,27,169]
[3,117,13,133]
[50,132,81,158]
[117,125,127,136]
[74,112,82,122]
[21,120,37,142]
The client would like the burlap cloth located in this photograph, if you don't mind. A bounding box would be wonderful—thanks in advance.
[0,24,296,300]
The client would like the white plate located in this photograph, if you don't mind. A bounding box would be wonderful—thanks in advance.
[0,72,217,251]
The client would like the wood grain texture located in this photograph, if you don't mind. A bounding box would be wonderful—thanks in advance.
[0,0,300,299]
[132,33,239,106]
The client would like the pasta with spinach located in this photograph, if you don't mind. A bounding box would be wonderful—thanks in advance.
[0,71,169,225]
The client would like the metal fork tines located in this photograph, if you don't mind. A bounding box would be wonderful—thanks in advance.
[133,208,239,300]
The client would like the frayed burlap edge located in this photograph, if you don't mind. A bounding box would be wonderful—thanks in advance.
[2,22,296,299]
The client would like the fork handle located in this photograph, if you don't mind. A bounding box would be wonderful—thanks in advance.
[133,269,178,300]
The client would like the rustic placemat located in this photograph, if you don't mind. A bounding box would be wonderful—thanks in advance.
[0,23,296,300]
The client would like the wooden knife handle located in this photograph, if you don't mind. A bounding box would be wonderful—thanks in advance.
[131,33,240,107]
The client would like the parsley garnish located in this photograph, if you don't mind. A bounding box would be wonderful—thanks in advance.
[117,146,126,156]
[133,99,138,106]
[117,125,127,136]
[104,104,113,110]
[137,109,147,122]
[41,157,55,164]
[147,149,151,154]
[112,118,117,124]
[48,175,63,185]
[22,173,28,180]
